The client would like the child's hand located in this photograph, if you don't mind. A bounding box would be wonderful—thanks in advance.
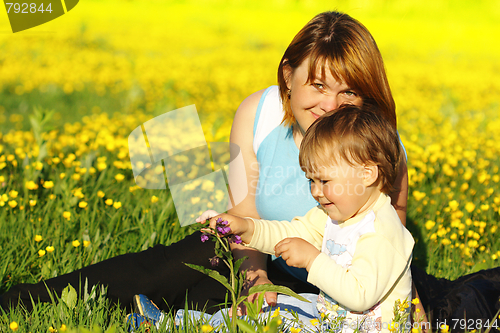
[205,213,254,243]
[196,210,220,223]
[274,237,320,271]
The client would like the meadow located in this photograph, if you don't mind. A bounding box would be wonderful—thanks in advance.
[0,0,499,331]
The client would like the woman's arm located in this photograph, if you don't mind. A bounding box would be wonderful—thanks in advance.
[390,156,408,226]
[389,156,428,330]
[227,88,278,308]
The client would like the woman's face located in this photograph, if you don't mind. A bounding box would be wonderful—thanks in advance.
[286,59,363,137]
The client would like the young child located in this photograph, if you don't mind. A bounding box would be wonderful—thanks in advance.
[202,104,414,332]
[129,105,414,332]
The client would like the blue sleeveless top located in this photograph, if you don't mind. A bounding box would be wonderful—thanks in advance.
[253,86,318,222]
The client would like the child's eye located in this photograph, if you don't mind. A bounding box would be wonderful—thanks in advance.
[320,180,329,185]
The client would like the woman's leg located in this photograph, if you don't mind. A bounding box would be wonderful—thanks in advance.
[412,265,500,331]
[1,232,230,313]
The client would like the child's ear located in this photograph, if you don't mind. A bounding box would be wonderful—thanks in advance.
[362,164,379,187]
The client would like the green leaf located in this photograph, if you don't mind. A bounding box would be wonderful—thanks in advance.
[61,284,78,310]
[236,318,258,333]
[184,263,233,292]
[233,256,248,273]
[247,285,311,303]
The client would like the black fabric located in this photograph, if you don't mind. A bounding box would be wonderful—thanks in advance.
[412,265,500,332]
[1,231,317,314]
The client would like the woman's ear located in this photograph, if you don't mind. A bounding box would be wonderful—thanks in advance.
[282,60,293,90]
[362,164,379,188]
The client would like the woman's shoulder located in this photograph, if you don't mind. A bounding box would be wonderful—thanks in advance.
[231,86,279,141]
[234,88,267,120]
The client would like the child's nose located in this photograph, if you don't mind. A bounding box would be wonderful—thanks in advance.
[310,183,324,198]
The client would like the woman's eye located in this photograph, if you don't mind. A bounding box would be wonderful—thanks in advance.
[343,90,357,97]
[312,83,324,90]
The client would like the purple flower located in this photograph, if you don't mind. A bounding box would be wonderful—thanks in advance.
[217,226,231,235]
[209,256,220,267]
[200,233,210,243]
[229,235,242,244]
[233,235,242,244]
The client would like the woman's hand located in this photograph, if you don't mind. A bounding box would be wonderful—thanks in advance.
[275,237,320,271]
[230,269,277,316]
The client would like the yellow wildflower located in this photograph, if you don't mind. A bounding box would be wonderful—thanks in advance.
[59,324,67,332]
[43,181,54,189]
[72,240,81,247]
[79,201,88,208]
[105,198,113,206]
[8,200,17,208]
[38,249,46,257]
[34,235,43,242]
[72,174,81,181]
[115,174,125,181]
[412,191,426,201]
[26,180,39,190]
[201,324,213,333]
[97,190,105,198]
[290,328,302,333]
[29,199,37,206]
[9,190,18,198]
[389,321,399,332]
[425,220,435,230]
[9,321,18,331]
[49,326,56,333]
[448,200,459,210]
[441,324,449,332]
[59,173,66,179]
[46,246,55,253]
[63,211,71,220]
[113,201,122,209]
[83,240,91,247]
[465,202,475,213]
[151,195,159,203]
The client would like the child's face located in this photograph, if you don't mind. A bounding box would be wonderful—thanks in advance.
[306,159,377,222]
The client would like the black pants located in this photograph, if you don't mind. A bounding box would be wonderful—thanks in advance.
[0,232,318,314]
[411,265,500,332]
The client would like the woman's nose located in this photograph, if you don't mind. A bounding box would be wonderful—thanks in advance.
[319,95,339,113]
